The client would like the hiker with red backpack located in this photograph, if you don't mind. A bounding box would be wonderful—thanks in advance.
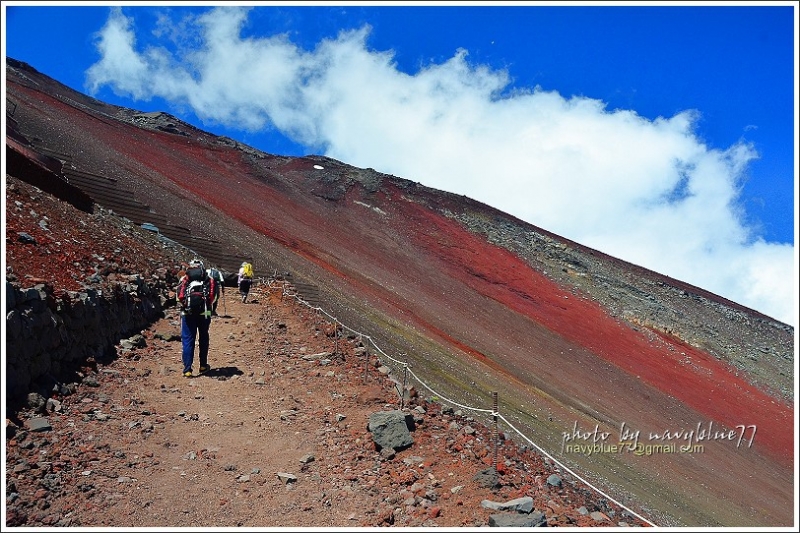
[177,259,217,377]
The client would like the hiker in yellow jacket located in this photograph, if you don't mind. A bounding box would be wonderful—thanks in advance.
[238,261,253,303]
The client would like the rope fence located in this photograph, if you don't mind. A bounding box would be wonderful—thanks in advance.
[262,277,657,527]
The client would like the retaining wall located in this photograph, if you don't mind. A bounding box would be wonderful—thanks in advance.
[5,275,175,408]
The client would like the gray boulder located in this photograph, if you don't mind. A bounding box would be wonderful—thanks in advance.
[481,496,534,513]
[488,511,546,527]
[368,410,414,451]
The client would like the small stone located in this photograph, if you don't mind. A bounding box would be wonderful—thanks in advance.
[27,418,52,432]
[276,472,297,484]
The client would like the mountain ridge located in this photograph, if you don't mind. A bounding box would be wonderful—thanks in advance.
[3,59,788,326]
[4,56,795,527]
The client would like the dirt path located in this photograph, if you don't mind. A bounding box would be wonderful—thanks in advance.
[99,283,407,527]
[6,281,650,528]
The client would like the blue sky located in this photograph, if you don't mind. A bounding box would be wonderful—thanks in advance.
[2,2,797,327]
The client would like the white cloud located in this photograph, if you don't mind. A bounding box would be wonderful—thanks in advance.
[85,7,796,327]
[85,7,151,100]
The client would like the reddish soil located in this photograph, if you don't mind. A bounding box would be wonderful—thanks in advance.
[5,176,652,528]
[394,195,792,463]
[5,58,794,527]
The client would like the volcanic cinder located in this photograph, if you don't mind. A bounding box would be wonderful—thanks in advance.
[5,57,794,527]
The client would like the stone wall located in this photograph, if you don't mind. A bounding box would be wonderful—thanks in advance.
[5,275,175,408]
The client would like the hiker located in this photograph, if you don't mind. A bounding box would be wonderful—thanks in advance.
[176,259,217,377]
[238,261,253,303]
[206,265,225,316]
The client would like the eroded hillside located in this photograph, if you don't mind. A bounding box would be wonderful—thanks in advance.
[4,57,795,527]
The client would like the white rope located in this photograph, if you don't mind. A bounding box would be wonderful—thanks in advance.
[497,414,657,527]
[267,279,656,526]
[406,367,493,414]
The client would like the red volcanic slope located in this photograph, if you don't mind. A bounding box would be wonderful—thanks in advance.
[6,67,793,526]
[392,194,791,463]
[87,113,790,464]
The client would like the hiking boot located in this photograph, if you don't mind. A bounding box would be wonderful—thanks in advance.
[199,365,210,374]
[183,371,192,378]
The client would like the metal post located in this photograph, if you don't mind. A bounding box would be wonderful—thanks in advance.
[334,319,339,357]
[492,391,499,472]
[401,364,408,409]
[361,335,368,383]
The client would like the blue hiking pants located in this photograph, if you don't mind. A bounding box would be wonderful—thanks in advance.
[181,313,211,373]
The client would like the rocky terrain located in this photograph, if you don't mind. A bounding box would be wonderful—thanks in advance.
[4,57,795,527]
[5,175,650,527]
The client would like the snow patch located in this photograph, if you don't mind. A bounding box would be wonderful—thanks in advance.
[354,200,387,216]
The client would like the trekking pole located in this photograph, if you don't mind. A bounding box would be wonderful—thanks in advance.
[222,288,227,316]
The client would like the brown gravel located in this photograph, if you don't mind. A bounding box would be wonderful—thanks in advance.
[4,175,650,528]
